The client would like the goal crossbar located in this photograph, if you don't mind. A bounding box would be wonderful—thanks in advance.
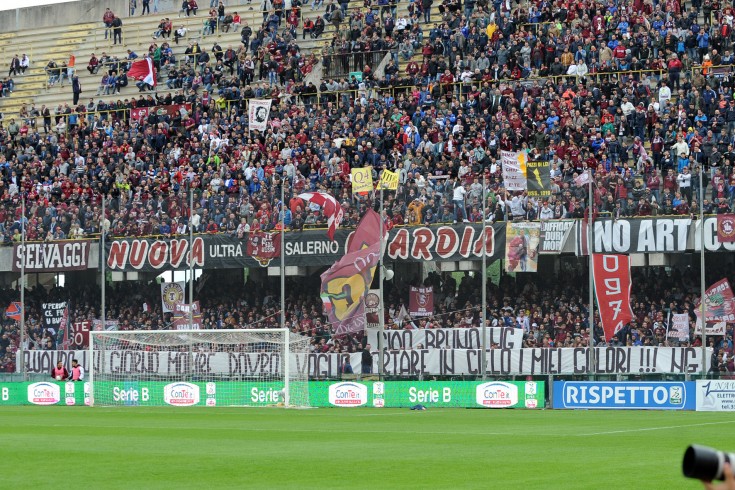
[88,328,309,408]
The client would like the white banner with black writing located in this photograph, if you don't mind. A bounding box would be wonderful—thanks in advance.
[19,346,710,378]
[367,327,523,350]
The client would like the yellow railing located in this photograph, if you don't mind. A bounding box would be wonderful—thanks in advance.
[691,63,735,78]
[90,14,227,50]
[9,60,684,122]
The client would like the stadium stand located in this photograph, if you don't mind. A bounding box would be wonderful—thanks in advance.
[1,0,735,375]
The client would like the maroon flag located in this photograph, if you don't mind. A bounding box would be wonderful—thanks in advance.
[247,231,281,266]
[409,286,434,317]
[346,206,384,253]
[592,254,634,342]
[298,191,344,240]
[717,215,735,243]
[172,302,203,330]
[320,210,382,335]
[70,320,91,349]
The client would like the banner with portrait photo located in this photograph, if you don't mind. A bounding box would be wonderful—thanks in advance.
[248,99,272,132]
[505,222,540,272]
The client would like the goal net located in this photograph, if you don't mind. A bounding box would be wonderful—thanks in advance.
[89,329,310,408]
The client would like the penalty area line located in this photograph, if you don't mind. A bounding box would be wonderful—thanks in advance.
[578,420,735,437]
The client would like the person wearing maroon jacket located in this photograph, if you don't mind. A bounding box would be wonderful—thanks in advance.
[51,361,69,381]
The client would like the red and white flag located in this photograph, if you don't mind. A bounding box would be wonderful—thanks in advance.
[298,191,344,240]
[127,58,157,87]
[592,254,634,342]
[574,170,591,187]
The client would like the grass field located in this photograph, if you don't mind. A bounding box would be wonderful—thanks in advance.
[0,407,729,489]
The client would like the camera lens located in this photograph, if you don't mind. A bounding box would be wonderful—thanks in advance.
[683,445,734,481]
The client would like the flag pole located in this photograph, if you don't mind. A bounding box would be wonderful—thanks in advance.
[280,175,285,330]
[101,193,106,345]
[481,173,487,381]
[699,165,707,377]
[189,184,194,323]
[378,184,385,380]
[20,192,25,380]
[588,172,595,377]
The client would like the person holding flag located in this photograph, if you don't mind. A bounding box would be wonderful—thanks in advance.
[128,56,157,92]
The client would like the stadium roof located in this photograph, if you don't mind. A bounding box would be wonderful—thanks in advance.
[0,0,76,12]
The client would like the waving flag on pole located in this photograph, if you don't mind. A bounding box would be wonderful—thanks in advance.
[320,209,383,336]
[5,301,22,321]
[127,58,157,87]
[298,191,344,240]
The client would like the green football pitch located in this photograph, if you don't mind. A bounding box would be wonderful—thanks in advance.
[0,407,730,489]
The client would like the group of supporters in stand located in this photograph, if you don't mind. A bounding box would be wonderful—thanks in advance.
[1,265,733,373]
[7,0,735,244]
[1,0,735,368]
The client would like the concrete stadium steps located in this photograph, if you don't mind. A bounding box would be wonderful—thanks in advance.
[0,1,347,118]
[0,0,422,119]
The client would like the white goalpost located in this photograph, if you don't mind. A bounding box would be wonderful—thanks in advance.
[88,328,310,408]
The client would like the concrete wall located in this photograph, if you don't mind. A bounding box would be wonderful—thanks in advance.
[0,0,129,32]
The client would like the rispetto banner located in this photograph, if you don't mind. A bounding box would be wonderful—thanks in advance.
[18,346,710,378]
[0,381,545,408]
[552,381,695,410]
[695,380,735,411]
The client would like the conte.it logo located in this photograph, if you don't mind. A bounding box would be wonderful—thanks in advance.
[27,382,61,405]
[328,382,367,407]
[163,382,200,406]
[476,382,518,408]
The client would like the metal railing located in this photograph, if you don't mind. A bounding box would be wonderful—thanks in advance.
[322,50,387,78]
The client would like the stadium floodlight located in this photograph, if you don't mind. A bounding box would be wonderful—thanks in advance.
[88,328,310,408]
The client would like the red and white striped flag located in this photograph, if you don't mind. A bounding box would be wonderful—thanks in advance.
[127,58,157,87]
[574,170,591,187]
[298,191,344,240]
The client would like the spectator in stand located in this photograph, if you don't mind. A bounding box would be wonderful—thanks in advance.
[102,8,115,40]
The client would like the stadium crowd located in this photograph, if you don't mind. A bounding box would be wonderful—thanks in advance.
[0,265,733,373]
[1,0,735,371]
[4,0,735,243]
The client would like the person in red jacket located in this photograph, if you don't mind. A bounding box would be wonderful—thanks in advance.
[51,361,69,381]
